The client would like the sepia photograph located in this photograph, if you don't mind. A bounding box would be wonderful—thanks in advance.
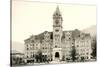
[11,0,96,66]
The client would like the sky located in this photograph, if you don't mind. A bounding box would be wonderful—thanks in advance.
[12,0,96,52]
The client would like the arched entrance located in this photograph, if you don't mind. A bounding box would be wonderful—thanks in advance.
[55,52,59,58]
[52,48,62,61]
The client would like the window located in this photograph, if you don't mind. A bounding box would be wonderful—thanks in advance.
[27,45,28,47]
[56,13,58,15]
[55,20,59,24]
[31,40,34,43]
[77,45,79,47]
[55,45,57,48]
[31,55,33,57]
[86,53,88,55]
[33,55,34,57]
[43,47,44,49]
[45,47,47,49]
[87,57,88,59]
[55,35,59,37]
[27,48,29,50]
[55,29,59,32]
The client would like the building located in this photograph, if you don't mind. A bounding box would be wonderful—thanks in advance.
[75,32,92,61]
[24,6,92,63]
[11,50,24,65]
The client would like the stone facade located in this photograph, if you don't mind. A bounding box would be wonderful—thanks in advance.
[24,6,92,62]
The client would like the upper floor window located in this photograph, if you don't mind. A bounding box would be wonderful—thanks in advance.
[43,47,44,49]
[55,29,59,32]
[55,35,59,37]
[86,53,89,55]
[77,45,79,47]
[55,20,59,24]
[27,48,29,50]
[87,57,88,59]
[31,40,34,43]
[26,44,28,47]
[55,45,57,48]
[33,44,34,46]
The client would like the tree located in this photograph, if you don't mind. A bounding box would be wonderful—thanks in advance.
[91,38,96,59]
[38,51,42,62]
[35,54,39,63]
[62,56,65,61]
[36,50,43,63]
[80,57,85,62]
[71,46,76,62]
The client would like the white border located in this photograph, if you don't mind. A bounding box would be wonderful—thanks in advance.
[0,0,100,67]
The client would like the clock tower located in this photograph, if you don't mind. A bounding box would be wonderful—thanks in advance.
[52,6,63,61]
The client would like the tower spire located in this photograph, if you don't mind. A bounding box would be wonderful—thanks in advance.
[56,5,60,13]
[53,6,61,16]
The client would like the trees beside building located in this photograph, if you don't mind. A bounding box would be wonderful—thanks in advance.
[35,50,48,63]
[70,46,76,62]
[91,37,96,59]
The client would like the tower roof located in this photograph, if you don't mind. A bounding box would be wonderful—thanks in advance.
[53,6,61,16]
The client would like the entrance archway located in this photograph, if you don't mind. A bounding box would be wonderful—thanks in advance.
[55,52,59,58]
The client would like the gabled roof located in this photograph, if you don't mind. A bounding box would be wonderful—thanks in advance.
[24,29,91,43]
[53,6,61,16]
